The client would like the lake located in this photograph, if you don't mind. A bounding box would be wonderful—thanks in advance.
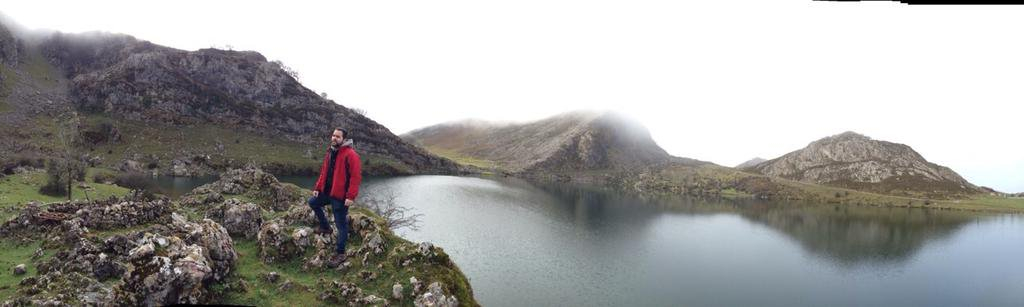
[155,174,1024,306]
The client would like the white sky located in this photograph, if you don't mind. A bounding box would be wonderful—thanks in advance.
[4,1,1022,192]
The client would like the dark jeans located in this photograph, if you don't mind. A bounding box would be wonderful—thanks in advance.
[308,194,349,254]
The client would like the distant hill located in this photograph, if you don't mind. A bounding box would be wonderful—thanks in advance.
[747,131,981,198]
[0,18,459,176]
[402,111,703,174]
[735,157,766,169]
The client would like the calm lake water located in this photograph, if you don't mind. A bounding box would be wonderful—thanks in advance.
[158,175,1024,306]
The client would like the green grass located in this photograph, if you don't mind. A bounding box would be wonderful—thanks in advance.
[363,153,415,175]
[22,50,59,87]
[423,146,499,170]
[0,168,131,220]
[219,239,322,306]
[73,113,319,174]
[0,240,52,299]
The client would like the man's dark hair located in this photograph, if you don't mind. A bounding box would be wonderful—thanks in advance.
[334,127,348,139]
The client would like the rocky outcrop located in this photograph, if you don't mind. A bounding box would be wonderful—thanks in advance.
[257,198,474,305]
[204,198,263,238]
[3,209,237,306]
[181,165,304,211]
[110,213,237,306]
[749,132,980,197]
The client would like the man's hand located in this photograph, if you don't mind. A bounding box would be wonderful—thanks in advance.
[312,190,319,197]
[345,199,354,207]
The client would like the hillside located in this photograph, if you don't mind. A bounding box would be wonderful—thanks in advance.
[0,18,460,177]
[747,131,981,199]
[402,111,702,174]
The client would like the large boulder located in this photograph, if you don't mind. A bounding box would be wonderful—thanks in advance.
[112,234,216,305]
[204,198,263,238]
[111,214,237,305]
[256,221,304,263]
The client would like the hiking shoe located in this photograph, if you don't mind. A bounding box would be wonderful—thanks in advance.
[327,253,346,268]
[314,227,333,235]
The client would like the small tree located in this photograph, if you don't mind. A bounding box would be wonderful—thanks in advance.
[39,109,86,199]
[271,60,300,81]
[362,191,423,232]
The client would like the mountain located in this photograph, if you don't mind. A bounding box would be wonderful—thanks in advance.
[747,131,980,198]
[402,111,699,174]
[735,157,766,169]
[0,18,459,176]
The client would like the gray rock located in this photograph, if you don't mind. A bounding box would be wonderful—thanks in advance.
[256,221,302,263]
[205,198,263,238]
[278,279,294,292]
[410,276,422,294]
[265,271,280,283]
[393,282,404,300]
[119,160,145,173]
[413,282,459,307]
[110,217,238,305]
[12,264,26,275]
[364,231,386,255]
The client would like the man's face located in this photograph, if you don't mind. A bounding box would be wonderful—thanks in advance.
[331,129,344,146]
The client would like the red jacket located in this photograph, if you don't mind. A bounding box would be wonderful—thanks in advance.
[313,145,362,201]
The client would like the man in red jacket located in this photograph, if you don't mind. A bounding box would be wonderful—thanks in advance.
[309,127,362,267]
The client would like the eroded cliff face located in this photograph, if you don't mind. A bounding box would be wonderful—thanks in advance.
[750,131,979,197]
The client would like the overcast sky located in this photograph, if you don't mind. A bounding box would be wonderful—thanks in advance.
[4,1,1022,192]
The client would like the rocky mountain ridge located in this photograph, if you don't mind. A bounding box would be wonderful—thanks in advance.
[748,131,980,198]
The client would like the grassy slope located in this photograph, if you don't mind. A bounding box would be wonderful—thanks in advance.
[0,168,131,220]
[77,114,320,172]
[11,113,415,177]
[422,145,499,170]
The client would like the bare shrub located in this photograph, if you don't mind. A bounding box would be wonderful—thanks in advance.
[361,191,422,232]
